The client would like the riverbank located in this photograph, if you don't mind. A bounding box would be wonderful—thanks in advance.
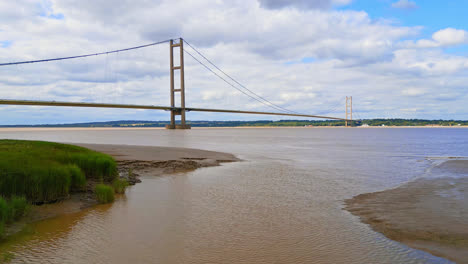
[4,143,239,239]
[345,160,468,263]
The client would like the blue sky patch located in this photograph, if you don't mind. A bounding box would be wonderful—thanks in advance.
[285,57,316,65]
[38,1,65,20]
[340,0,468,40]
[0,40,12,48]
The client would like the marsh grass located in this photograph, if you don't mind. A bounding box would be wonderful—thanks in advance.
[0,196,28,237]
[0,140,118,203]
[112,178,129,194]
[95,184,115,203]
[1,252,15,263]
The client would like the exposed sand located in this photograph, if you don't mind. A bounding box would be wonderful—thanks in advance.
[6,144,239,237]
[345,160,468,263]
[76,143,239,162]
[77,143,240,180]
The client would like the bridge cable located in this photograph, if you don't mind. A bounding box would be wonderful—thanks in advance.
[183,48,298,114]
[183,39,304,115]
[0,39,171,66]
[314,97,345,116]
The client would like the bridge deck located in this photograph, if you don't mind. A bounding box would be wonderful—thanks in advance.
[0,99,347,121]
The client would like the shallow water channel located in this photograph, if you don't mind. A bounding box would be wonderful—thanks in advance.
[1,127,467,263]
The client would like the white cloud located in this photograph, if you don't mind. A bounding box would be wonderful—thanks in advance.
[258,0,352,10]
[433,28,468,46]
[280,92,317,101]
[406,28,468,48]
[0,0,467,123]
[401,88,426,96]
[391,0,418,10]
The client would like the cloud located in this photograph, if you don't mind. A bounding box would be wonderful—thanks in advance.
[405,28,468,48]
[391,0,418,10]
[432,28,468,46]
[401,88,426,96]
[280,92,317,101]
[0,0,467,123]
[258,0,352,10]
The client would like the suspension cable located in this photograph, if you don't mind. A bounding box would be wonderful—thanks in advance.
[0,39,171,66]
[184,49,296,114]
[183,39,304,115]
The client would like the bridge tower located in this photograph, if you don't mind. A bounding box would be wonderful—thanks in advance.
[166,38,191,129]
[345,96,352,127]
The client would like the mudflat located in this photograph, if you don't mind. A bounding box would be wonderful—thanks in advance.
[75,143,239,162]
[76,143,240,175]
[345,160,468,263]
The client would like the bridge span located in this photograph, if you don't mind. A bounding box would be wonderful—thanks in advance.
[0,99,347,128]
[0,38,352,128]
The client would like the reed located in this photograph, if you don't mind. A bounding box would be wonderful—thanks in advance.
[0,196,28,237]
[112,178,129,194]
[95,184,115,203]
[0,198,10,224]
[2,252,15,262]
[0,140,118,203]
[69,165,86,191]
[10,196,28,221]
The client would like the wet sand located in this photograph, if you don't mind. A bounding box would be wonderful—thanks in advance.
[76,143,239,162]
[7,144,239,237]
[345,160,468,263]
[77,143,240,179]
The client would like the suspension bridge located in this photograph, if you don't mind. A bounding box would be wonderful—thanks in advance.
[0,38,352,129]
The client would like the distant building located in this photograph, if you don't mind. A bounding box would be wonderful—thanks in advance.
[381,124,386,127]
[362,124,369,127]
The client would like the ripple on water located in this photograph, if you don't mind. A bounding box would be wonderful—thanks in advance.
[2,128,466,263]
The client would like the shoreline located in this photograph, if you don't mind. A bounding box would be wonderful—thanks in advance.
[4,143,239,239]
[0,126,466,132]
[345,160,468,263]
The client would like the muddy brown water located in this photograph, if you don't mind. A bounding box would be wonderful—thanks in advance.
[1,127,467,263]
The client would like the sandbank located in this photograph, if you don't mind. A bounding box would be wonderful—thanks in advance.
[345,160,468,263]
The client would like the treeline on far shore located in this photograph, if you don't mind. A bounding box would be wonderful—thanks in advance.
[1,119,468,128]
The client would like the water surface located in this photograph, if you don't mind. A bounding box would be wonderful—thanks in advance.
[1,127,466,263]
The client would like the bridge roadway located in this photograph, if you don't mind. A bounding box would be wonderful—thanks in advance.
[0,99,347,121]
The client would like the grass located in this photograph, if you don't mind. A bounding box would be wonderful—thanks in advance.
[95,184,115,203]
[112,178,129,194]
[0,139,120,237]
[0,197,28,237]
[1,252,15,263]
[0,140,118,203]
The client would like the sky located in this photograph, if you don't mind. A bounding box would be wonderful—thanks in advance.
[0,0,468,124]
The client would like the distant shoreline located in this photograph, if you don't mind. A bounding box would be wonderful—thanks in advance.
[0,126,467,131]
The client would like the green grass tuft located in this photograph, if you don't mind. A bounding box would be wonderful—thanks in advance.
[69,165,86,191]
[1,252,15,262]
[0,221,4,239]
[112,178,129,194]
[10,196,28,221]
[95,184,115,204]
[0,140,117,203]
[0,196,28,237]
[0,198,10,224]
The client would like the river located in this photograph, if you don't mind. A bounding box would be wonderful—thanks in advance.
[0,127,466,263]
